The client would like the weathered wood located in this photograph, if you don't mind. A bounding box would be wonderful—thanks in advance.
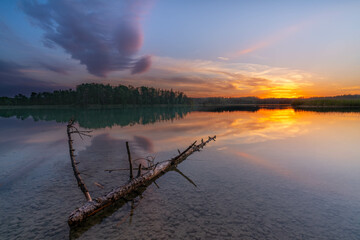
[173,167,197,187]
[67,119,92,202]
[104,167,148,173]
[126,141,133,179]
[137,164,142,177]
[68,135,216,226]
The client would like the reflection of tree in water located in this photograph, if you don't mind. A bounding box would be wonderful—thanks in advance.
[293,107,360,113]
[0,107,192,129]
[3,105,350,129]
[197,104,291,112]
[198,105,260,112]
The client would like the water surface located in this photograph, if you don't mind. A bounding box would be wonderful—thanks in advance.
[1,107,360,239]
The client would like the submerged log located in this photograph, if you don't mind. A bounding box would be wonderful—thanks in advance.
[68,135,216,226]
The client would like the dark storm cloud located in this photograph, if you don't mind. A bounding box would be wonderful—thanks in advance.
[0,60,66,96]
[20,0,152,77]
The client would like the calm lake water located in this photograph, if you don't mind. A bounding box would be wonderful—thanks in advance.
[1,106,360,239]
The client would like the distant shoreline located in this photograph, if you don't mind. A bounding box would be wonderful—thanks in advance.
[1,103,360,111]
[293,105,360,108]
[291,98,360,108]
[0,104,193,110]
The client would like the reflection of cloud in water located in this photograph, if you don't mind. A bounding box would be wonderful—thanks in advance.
[76,133,154,197]
[134,135,154,153]
[23,127,65,144]
[233,151,292,177]
[102,109,310,153]
[230,149,340,193]
[0,157,48,190]
[0,118,66,153]
[0,118,68,187]
[228,149,330,196]
[219,109,309,144]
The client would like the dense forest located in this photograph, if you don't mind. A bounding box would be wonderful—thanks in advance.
[1,83,359,107]
[0,83,191,106]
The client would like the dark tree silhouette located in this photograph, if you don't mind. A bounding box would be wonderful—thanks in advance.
[0,83,191,106]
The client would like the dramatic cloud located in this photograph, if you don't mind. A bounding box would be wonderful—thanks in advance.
[0,60,66,96]
[112,56,314,98]
[20,0,152,77]
[131,55,152,74]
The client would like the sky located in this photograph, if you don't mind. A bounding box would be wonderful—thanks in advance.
[0,0,359,98]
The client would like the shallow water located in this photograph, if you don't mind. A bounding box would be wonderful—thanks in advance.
[1,107,360,239]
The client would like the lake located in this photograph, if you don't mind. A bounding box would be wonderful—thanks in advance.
[1,106,360,239]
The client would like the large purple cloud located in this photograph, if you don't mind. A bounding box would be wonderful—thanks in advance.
[131,55,152,74]
[20,0,151,77]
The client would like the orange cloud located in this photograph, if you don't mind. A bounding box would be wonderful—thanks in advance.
[107,56,315,98]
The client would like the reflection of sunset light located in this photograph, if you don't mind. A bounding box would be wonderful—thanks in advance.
[228,108,307,143]
[233,151,291,177]
[259,109,295,122]
[100,109,311,152]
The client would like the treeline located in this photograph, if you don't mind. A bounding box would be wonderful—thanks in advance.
[292,94,360,107]
[305,94,360,100]
[193,95,360,106]
[292,97,360,107]
[0,83,191,106]
[192,97,293,105]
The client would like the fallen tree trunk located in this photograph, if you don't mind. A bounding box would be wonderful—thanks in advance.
[67,119,92,201]
[68,135,216,226]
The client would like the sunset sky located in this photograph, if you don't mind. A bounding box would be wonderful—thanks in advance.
[1,0,359,98]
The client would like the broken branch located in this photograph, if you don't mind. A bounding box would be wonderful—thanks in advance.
[67,119,92,202]
[126,141,133,180]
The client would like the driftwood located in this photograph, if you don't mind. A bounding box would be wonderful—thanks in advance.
[67,119,92,201]
[66,120,216,227]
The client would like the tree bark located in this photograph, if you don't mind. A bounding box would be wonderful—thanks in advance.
[67,119,92,202]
